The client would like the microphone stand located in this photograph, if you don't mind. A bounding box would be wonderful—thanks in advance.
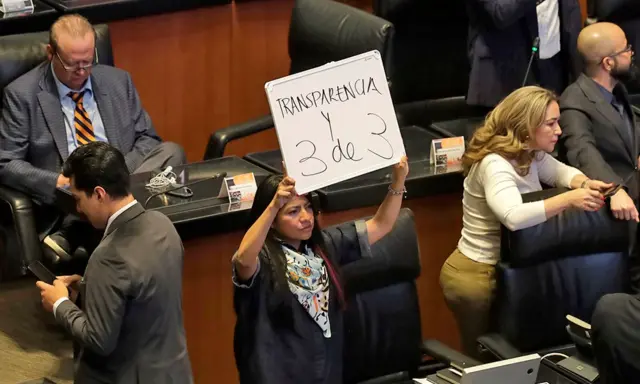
[522,37,541,87]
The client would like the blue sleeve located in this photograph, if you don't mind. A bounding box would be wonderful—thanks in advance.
[232,252,262,289]
[322,219,371,266]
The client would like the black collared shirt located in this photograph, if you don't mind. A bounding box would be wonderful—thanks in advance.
[595,81,635,144]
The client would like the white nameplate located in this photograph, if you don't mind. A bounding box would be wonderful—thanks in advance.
[218,173,257,204]
[0,0,34,13]
[430,137,465,167]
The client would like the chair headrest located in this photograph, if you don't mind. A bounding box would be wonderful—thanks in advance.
[0,25,114,96]
[340,208,420,294]
[288,0,394,77]
[502,189,629,267]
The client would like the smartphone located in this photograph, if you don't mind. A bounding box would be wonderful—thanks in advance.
[28,260,57,285]
[166,186,193,198]
[567,314,592,340]
[603,184,622,198]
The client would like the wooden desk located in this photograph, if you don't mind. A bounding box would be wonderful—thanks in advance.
[181,192,463,383]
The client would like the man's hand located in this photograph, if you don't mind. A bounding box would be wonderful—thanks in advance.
[56,174,70,188]
[36,279,69,313]
[58,274,82,289]
[610,189,639,222]
[58,274,82,302]
[585,179,613,192]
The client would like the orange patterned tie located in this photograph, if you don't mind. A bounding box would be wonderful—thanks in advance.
[68,91,95,145]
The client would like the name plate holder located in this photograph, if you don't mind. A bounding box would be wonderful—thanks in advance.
[430,137,465,167]
[218,173,258,204]
[0,0,34,13]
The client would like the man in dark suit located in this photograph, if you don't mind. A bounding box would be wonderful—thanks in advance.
[466,0,582,107]
[0,14,186,261]
[558,22,640,291]
[36,142,193,384]
[591,293,640,383]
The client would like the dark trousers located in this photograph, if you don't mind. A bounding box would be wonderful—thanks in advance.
[629,221,640,294]
[536,53,567,96]
[592,293,640,384]
[50,142,186,252]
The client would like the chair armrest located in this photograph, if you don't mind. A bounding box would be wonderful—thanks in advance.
[203,114,274,160]
[394,96,487,129]
[477,334,522,360]
[0,185,41,265]
[421,339,481,367]
[356,371,409,384]
[632,104,640,116]
[0,185,33,211]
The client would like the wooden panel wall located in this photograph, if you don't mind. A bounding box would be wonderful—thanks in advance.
[108,0,292,162]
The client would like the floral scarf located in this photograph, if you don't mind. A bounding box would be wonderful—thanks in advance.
[282,244,331,338]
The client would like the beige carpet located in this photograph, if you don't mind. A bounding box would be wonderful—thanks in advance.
[0,277,74,384]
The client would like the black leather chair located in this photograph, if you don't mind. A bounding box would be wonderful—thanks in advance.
[204,0,395,161]
[339,208,479,383]
[587,0,640,101]
[477,188,630,361]
[372,0,469,104]
[38,0,231,24]
[0,25,114,280]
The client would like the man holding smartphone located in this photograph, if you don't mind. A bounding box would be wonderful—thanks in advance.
[35,142,192,384]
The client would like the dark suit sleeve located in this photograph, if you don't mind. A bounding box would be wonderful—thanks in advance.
[123,73,162,172]
[470,0,537,29]
[559,108,625,185]
[563,0,583,81]
[55,251,130,356]
[0,88,59,204]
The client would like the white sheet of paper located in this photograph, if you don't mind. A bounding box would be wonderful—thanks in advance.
[265,50,405,195]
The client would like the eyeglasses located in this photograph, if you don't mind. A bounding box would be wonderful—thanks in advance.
[55,48,99,72]
[607,44,634,59]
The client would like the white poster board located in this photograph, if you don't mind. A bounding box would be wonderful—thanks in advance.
[265,50,405,195]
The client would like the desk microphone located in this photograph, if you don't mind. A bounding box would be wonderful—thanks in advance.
[144,171,228,208]
[522,37,540,87]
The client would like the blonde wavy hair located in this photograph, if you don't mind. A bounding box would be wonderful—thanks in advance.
[462,86,558,176]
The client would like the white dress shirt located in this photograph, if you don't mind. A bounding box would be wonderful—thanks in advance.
[53,200,138,317]
[536,0,561,59]
[457,153,582,265]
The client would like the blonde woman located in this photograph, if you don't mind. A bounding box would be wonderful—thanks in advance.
[440,86,613,357]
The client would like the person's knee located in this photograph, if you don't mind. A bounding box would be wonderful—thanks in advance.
[593,293,629,339]
[161,142,187,166]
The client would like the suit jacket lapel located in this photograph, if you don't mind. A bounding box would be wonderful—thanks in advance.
[578,74,634,161]
[37,63,69,160]
[617,84,638,162]
[91,71,120,149]
[104,202,145,238]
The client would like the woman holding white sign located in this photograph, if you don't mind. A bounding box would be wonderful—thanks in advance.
[439,86,614,358]
[231,156,408,384]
